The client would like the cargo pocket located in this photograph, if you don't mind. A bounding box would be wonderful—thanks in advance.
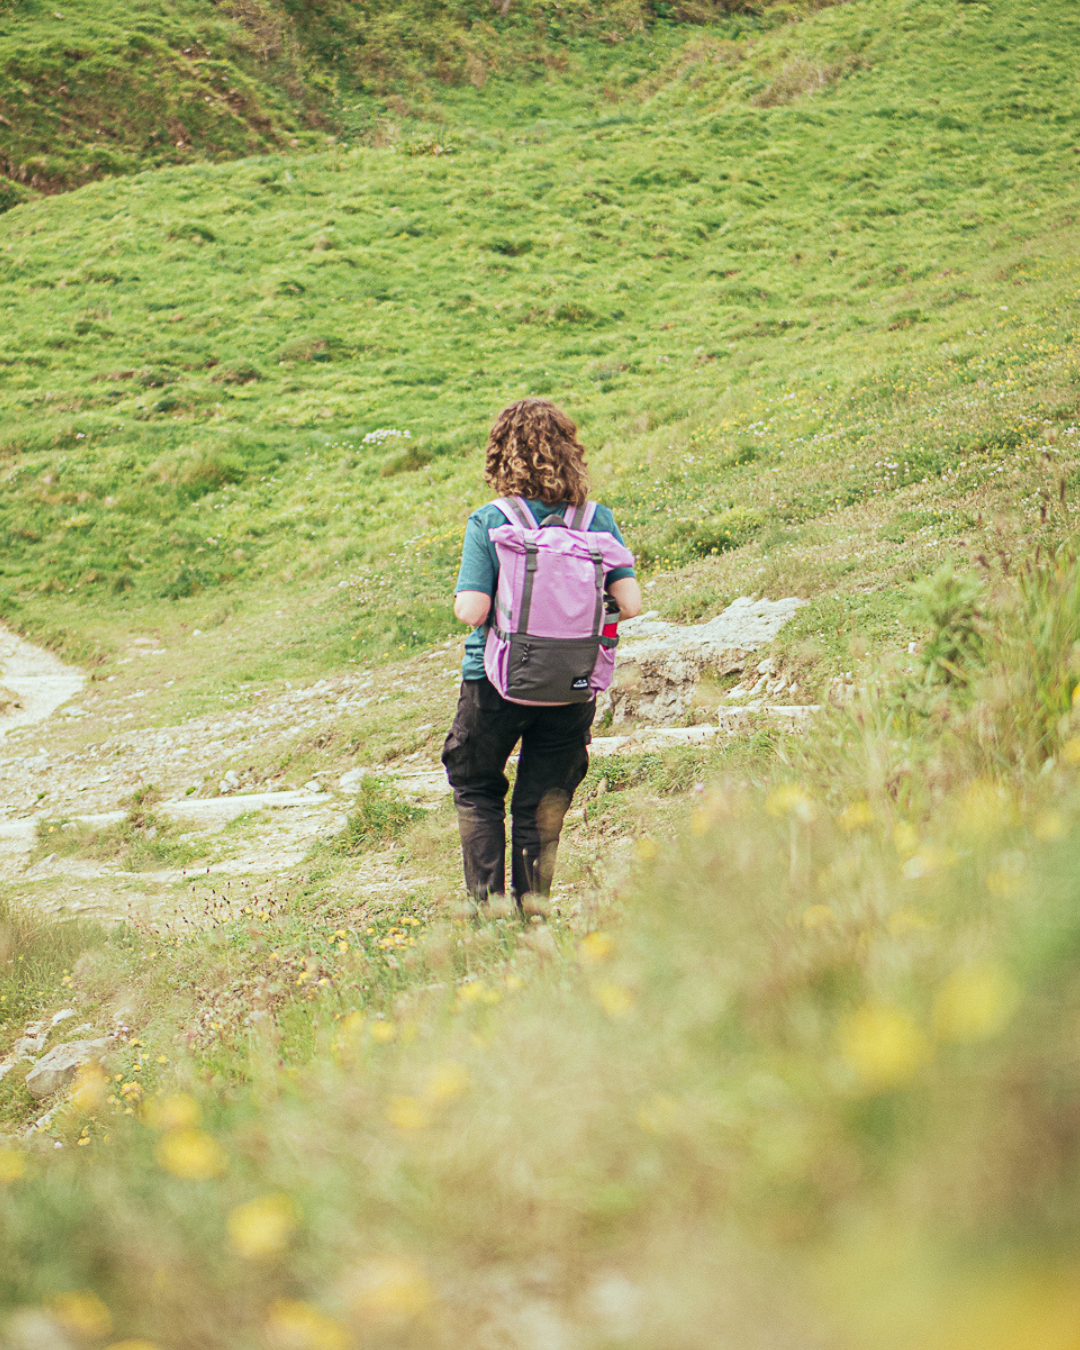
[441,725,469,775]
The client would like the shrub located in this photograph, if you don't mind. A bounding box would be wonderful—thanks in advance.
[907,562,986,687]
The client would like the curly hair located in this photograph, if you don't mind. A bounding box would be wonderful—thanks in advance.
[483,398,590,507]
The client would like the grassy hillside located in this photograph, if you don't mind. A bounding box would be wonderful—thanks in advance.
[0,0,1076,698]
[0,0,800,202]
[2,1,1080,1345]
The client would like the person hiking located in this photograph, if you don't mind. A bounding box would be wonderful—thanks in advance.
[442,397,642,916]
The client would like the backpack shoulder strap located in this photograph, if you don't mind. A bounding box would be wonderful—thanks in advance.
[492,496,537,528]
[565,500,598,531]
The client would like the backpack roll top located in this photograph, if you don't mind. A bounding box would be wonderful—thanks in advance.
[483,496,633,706]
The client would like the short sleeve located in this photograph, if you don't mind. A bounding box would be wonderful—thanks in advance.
[454,511,498,596]
[592,504,635,584]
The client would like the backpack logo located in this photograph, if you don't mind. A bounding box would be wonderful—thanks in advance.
[571,676,589,690]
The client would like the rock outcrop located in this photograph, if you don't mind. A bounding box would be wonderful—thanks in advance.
[25,1037,113,1099]
[602,596,806,725]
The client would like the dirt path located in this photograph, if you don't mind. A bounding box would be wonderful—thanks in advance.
[0,626,85,736]
[0,597,820,924]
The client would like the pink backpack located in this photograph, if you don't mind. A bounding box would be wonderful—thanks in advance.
[484,497,635,705]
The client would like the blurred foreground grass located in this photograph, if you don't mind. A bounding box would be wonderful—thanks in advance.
[5,540,1080,1348]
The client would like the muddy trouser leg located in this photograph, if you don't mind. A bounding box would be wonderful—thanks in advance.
[441,679,528,902]
[510,699,595,901]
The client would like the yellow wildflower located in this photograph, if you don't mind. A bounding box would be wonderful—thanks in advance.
[265,1298,348,1350]
[902,846,958,880]
[838,800,875,832]
[0,1147,27,1185]
[68,1062,109,1115]
[892,820,919,858]
[766,784,814,821]
[143,1092,201,1133]
[155,1128,227,1180]
[346,1257,433,1326]
[369,1021,396,1043]
[1061,737,1080,765]
[934,963,1020,1042]
[986,859,1026,899]
[425,1062,470,1102]
[49,1291,112,1338]
[386,1096,430,1131]
[1033,809,1066,841]
[578,932,613,964]
[593,981,634,1019]
[228,1193,298,1260]
[838,1003,931,1090]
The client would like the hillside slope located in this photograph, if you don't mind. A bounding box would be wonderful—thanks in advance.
[0,0,800,203]
[0,0,1076,699]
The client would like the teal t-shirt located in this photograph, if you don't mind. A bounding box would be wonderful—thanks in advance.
[454,499,635,681]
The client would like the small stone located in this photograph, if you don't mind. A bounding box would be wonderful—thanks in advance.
[25,1038,113,1100]
[13,1035,47,1059]
[339,768,368,791]
[224,769,240,786]
[50,1009,76,1027]
[303,779,322,794]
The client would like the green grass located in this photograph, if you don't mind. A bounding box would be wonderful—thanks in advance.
[30,786,205,871]
[323,775,426,855]
[0,0,799,198]
[0,0,1076,696]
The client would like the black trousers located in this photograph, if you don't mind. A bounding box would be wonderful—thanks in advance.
[441,677,595,902]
